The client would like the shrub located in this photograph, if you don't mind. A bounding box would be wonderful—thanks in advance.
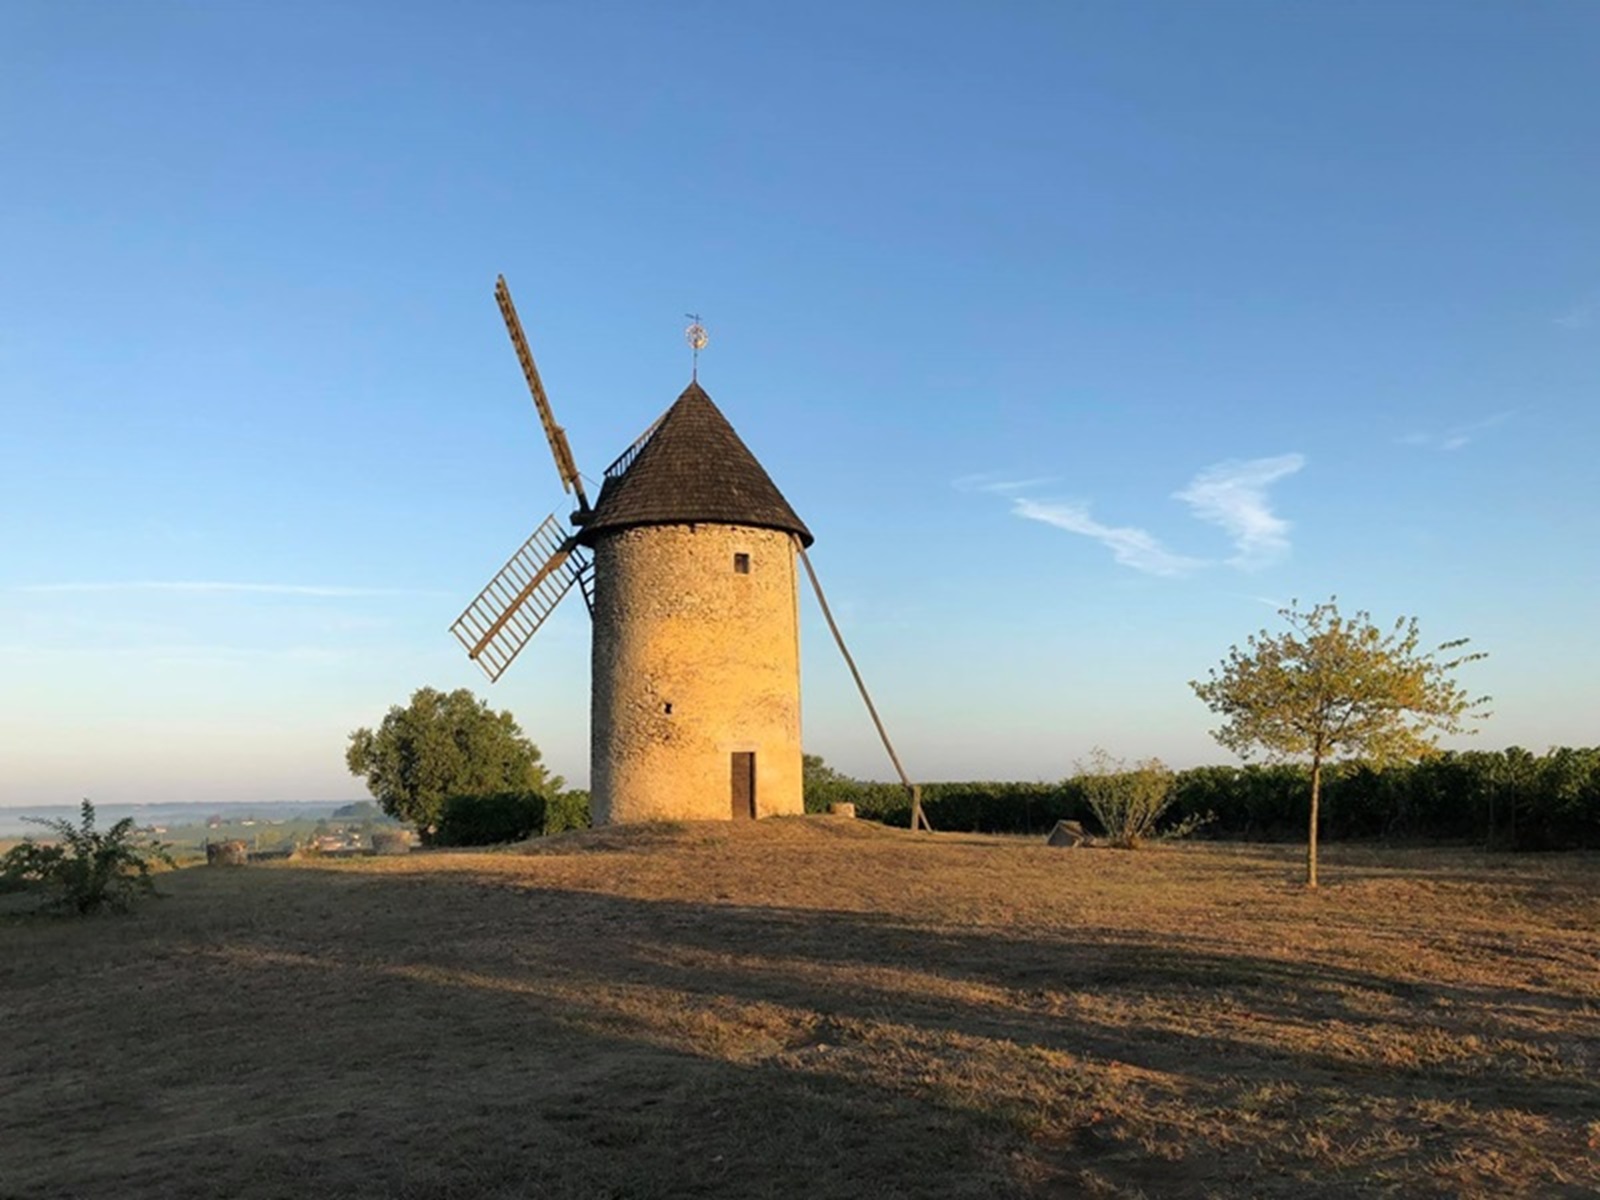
[433,791,547,846]
[923,781,1086,833]
[1075,749,1189,849]
[0,800,174,915]
[544,790,591,835]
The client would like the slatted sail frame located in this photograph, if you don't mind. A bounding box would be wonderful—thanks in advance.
[451,514,593,682]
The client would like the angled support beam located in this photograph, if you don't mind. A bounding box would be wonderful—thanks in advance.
[796,541,930,833]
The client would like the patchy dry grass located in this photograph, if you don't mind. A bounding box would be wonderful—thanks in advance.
[2,820,1596,1198]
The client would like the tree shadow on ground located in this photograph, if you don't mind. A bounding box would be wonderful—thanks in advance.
[5,851,1597,1200]
[353,873,1600,1110]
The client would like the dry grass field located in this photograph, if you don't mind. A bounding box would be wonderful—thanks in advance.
[2,819,1597,1199]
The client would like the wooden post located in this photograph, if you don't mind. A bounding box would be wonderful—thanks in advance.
[797,543,931,832]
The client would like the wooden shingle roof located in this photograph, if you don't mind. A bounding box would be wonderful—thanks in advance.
[575,381,813,547]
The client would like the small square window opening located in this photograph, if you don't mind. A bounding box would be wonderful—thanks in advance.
[734,553,750,574]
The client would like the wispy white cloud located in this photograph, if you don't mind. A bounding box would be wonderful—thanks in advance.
[1224,592,1289,611]
[952,472,1058,495]
[1173,454,1304,570]
[12,581,439,598]
[1396,411,1514,452]
[966,452,1303,577]
[1011,499,1207,577]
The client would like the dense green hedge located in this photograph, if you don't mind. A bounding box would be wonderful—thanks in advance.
[804,777,1093,833]
[434,791,546,846]
[807,747,1600,850]
[433,789,593,846]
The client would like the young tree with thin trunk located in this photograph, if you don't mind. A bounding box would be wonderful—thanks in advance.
[1190,599,1489,887]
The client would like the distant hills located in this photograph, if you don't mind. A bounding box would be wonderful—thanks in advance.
[0,800,366,840]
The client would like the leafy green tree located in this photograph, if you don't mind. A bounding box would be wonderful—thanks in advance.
[1191,598,1488,887]
[1,800,173,915]
[345,687,562,839]
[803,753,848,786]
[802,753,862,813]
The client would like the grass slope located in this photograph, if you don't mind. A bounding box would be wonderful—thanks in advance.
[2,820,1597,1198]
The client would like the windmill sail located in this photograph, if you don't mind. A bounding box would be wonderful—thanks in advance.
[494,276,589,512]
[451,514,592,682]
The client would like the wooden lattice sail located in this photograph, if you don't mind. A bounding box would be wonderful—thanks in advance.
[451,514,593,682]
[450,277,598,681]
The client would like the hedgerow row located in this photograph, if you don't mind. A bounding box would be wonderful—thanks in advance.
[805,746,1600,850]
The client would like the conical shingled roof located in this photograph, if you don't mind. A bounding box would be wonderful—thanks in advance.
[574,381,814,548]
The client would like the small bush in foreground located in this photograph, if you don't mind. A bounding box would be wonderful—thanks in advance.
[1076,749,1184,849]
[0,800,173,915]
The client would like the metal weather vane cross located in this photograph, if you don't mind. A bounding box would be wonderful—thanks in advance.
[685,313,708,380]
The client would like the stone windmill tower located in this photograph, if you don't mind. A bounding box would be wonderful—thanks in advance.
[451,279,819,825]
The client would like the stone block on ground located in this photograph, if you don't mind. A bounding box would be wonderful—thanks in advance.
[1046,820,1088,848]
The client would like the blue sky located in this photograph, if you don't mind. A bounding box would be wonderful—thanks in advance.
[2,2,1595,806]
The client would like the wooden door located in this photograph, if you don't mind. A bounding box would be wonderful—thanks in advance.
[730,752,756,820]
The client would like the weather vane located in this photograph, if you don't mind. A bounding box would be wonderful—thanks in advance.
[685,313,708,380]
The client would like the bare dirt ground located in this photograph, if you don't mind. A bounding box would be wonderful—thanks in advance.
[2,819,1597,1199]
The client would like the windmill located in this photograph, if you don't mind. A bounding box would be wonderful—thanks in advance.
[452,277,927,829]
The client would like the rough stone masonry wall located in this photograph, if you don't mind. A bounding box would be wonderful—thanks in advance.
[590,523,803,824]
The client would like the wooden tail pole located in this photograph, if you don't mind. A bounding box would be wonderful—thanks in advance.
[797,543,931,833]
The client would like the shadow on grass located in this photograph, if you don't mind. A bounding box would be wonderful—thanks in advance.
[345,872,1600,1109]
[4,850,1597,1200]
